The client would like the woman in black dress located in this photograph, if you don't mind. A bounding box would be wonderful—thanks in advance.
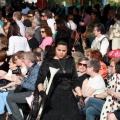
[36,40,83,120]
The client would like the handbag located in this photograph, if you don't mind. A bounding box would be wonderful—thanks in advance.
[0,79,10,87]
[102,55,111,66]
[14,85,27,93]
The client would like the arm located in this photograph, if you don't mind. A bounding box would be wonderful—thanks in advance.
[94,91,107,99]
[107,88,120,100]
[82,86,96,97]
[82,78,89,90]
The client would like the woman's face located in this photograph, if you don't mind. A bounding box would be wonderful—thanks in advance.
[40,28,47,38]
[55,44,67,59]
[9,59,17,70]
[78,60,87,74]
[91,13,96,20]
[14,56,23,67]
[109,61,116,74]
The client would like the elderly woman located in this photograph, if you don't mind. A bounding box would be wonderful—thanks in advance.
[39,26,53,51]
[100,60,120,120]
[25,27,39,51]
[109,13,120,50]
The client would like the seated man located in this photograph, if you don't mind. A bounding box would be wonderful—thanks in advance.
[7,51,40,120]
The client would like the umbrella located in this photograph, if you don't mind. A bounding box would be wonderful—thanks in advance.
[107,49,120,58]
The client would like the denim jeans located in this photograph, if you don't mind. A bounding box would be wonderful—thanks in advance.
[83,98,105,120]
[7,91,32,120]
[0,91,12,114]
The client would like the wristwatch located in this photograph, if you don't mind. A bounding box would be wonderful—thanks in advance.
[94,94,97,98]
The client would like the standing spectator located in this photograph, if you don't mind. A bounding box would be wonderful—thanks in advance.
[108,13,120,50]
[21,2,30,14]
[41,10,55,34]
[32,17,42,44]
[105,9,115,33]
[12,11,25,37]
[7,22,30,55]
[91,23,109,56]
[67,14,77,31]
[86,11,100,48]
[39,26,53,51]
[25,27,39,51]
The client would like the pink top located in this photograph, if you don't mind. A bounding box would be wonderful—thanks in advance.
[39,37,53,50]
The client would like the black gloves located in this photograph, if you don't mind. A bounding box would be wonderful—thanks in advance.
[76,95,84,108]
[39,90,46,99]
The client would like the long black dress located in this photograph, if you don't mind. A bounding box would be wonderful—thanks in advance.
[36,56,81,120]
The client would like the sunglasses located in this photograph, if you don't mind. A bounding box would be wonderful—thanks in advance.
[40,31,45,33]
[71,50,75,52]
[78,63,87,67]
[41,15,45,17]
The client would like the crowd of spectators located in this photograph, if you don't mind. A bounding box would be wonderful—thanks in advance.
[0,1,119,120]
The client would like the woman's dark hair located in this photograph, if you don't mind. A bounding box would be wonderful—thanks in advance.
[0,33,8,49]
[41,26,52,37]
[55,19,73,55]
[115,13,120,20]
[115,61,120,74]
[90,50,102,61]
[7,22,21,39]
[0,50,7,62]
[44,40,69,60]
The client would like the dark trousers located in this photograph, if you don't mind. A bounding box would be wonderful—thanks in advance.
[7,91,32,120]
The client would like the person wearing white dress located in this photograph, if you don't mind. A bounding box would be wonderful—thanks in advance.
[7,22,30,55]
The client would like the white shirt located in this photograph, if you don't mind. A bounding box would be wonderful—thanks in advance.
[91,35,109,56]
[67,21,77,30]
[7,36,31,55]
[17,21,25,37]
[85,74,106,96]
[47,18,55,34]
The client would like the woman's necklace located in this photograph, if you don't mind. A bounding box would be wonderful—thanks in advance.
[58,59,66,74]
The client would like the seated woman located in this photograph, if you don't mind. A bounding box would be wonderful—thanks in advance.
[100,61,120,120]
[0,50,10,119]
[1,51,28,89]
[39,26,53,51]
[77,57,89,93]
[89,49,108,79]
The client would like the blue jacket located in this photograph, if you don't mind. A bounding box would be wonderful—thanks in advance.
[21,63,40,91]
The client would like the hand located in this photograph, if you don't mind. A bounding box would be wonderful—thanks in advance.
[107,88,114,95]
[79,96,84,108]
[39,90,46,100]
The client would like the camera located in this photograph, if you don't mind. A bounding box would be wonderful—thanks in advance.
[12,67,22,75]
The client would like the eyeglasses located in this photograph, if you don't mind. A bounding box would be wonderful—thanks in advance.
[110,65,114,68]
[40,31,45,33]
[78,63,87,67]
